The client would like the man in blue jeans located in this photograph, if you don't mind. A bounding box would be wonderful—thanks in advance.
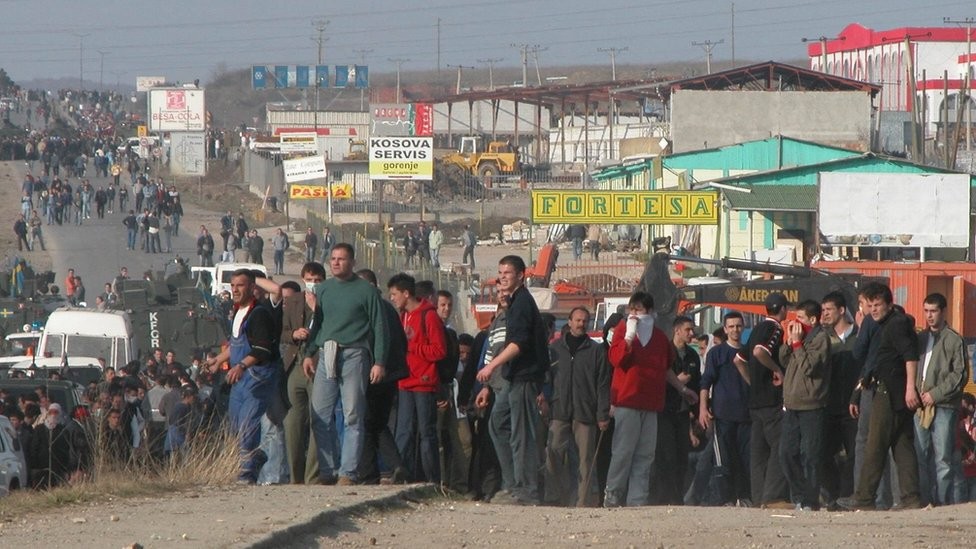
[302,243,389,485]
[914,292,967,506]
[476,255,550,505]
[206,269,281,483]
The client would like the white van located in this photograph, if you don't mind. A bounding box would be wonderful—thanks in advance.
[37,308,134,371]
[191,262,268,297]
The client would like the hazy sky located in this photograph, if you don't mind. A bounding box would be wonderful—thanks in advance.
[1,0,973,86]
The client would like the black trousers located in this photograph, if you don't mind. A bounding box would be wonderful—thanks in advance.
[749,406,788,505]
[358,382,403,483]
[468,407,501,499]
[821,412,858,503]
[852,382,920,507]
[650,411,691,504]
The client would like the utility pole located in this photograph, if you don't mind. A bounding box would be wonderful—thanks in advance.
[73,32,90,89]
[477,57,503,90]
[389,58,409,103]
[945,16,974,151]
[446,64,475,94]
[598,46,628,81]
[436,18,441,73]
[530,46,547,86]
[97,50,109,91]
[730,2,736,67]
[312,19,329,115]
[692,39,723,74]
[511,43,533,87]
[354,48,373,110]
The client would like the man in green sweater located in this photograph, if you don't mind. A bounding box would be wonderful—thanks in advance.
[302,243,389,485]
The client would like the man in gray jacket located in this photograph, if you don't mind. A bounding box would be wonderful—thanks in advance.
[914,292,968,506]
[779,299,831,511]
[542,307,611,507]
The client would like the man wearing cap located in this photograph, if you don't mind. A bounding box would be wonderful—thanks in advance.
[735,292,790,508]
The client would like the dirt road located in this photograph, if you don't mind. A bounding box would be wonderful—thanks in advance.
[313,498,976,548]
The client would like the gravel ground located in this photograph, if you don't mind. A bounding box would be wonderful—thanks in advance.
[315,498,976,549]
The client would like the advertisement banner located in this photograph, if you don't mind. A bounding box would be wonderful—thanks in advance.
[369,137,433,180]
[530,190,718,224]
[370,104,434,137]
[148,88,206,131]
[136,76,165,92]
[279,132,318,154]
[355,65,369,88]
[289,183,353,200]
[283,155,327,183]
[274,65,288,88]
[334,65,350,88]
[170,132,206,176]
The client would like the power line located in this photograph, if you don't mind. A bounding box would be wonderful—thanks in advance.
[446,64,475,94]
[388,58,410,103]
[477,57,503,90]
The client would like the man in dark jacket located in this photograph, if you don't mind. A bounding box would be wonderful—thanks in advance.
[542,307,610,507]
[29,403,71,488]
[14,214,30,251]
[356,268,409,484]
[476,255,551,505]
[247,229,264,265]
[820,292,859,509]
[651,315,701,505]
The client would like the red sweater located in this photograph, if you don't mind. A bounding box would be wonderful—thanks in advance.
[398,299,447,392]
[607,320,674,412]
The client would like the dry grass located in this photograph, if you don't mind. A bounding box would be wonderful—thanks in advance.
[0,426,240,520]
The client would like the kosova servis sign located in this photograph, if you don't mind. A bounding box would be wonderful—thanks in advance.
[531,190,719,224]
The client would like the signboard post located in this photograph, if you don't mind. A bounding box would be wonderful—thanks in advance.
[148,88,206,132]
[279,132,318,154]
[368,137,433,180]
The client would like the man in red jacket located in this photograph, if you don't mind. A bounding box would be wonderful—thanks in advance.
[389,273,446,483]
[604,291,698,507]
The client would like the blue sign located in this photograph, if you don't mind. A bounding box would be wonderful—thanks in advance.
[274,65,289,88]
[316,65,330,88]
[334,65,349,88]
[355,65,369,89]
[296,65,310,88]
[252,66,268,89]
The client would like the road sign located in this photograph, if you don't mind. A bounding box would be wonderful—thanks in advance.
[137,125,148,137]
[530,190,719,224]
[283,155,327,183]
[369,137,433,181]
[170,132,206,176]
[152,146,163,159]
[252,64,366,89]
[139,137,149,147]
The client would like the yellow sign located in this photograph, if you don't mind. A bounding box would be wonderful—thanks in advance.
[289,183,353,200]
[137,125,148,137]
[531,190,718,224]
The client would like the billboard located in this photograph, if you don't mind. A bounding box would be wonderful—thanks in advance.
[289,183,353,200]
[136,76,165,92]
[283,155,327,183]
[170,133,206,176]
[148,88,205,131]
[251,64,363,89]
[368,137,433,181]
[530,190,719,224]
[371,103,434,136]
[279,132,318,154]
[818,173,971,248]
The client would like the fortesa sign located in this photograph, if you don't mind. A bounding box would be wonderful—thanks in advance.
[530,190,718,224]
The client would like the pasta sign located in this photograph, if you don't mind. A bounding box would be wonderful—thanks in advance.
[531,190,718,224]
[289,184,353,200]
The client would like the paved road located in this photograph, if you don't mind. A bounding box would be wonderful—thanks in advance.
[9,160,205,295]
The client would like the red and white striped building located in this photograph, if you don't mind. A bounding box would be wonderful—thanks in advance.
[807,23,975,136]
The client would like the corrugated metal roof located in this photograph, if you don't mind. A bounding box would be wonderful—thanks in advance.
[719,184,818,211]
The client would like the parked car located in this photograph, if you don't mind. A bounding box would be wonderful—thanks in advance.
[0,379,86,415]
[0,415,26,496]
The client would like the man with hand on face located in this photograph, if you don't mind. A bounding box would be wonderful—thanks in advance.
[302,244,389,486]
[603,292,698,507]
[778,300,831,511]
[281,262,325,484]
